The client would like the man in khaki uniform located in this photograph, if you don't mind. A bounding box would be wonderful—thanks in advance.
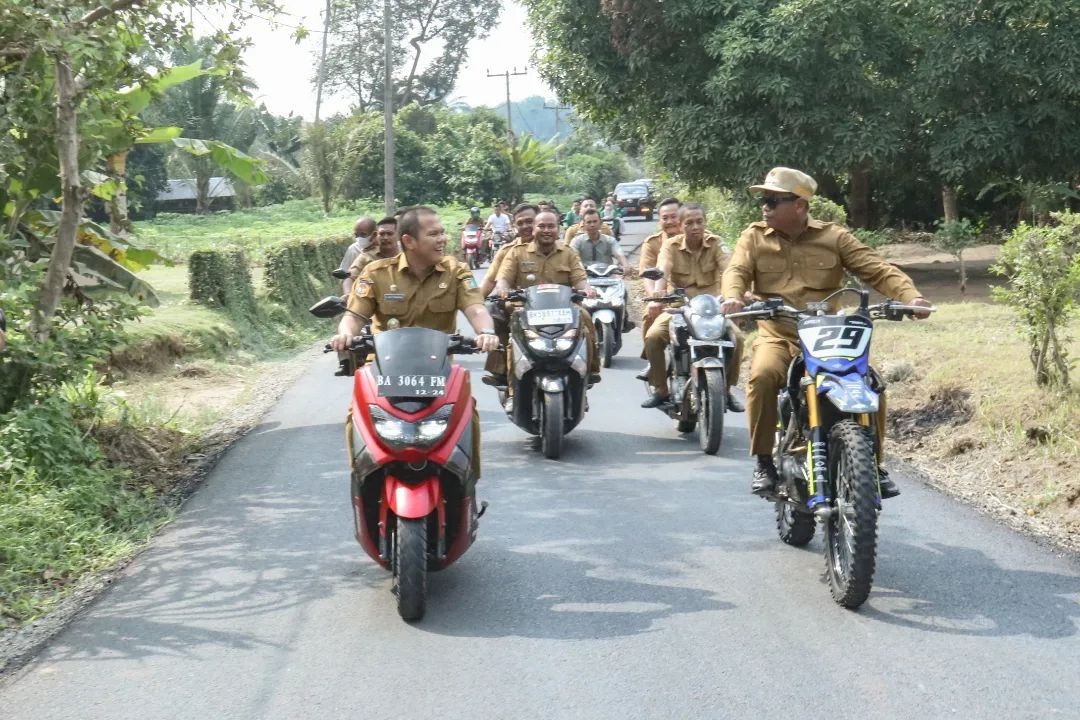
[640,203,745,411]
[348,216,400,280]
[491,209,602,384]
[330,206,499,476]
[481,202,536,298]
[720,167,933,497]
[331,206,500,344]
[637,197,684,356]
[563,198,613,244]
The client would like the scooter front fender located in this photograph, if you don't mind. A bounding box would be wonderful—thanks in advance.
[592,308,616,325]
[384,474,441,519]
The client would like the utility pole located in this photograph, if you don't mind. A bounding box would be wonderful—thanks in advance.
[487,67,527,141]
[314,0,332,123]
[383,0,395,216]
[543,101,572,144]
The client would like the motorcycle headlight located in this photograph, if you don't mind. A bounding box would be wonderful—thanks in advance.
[525,328,577,355]
[688,314,725,340]
[368,404,454,448]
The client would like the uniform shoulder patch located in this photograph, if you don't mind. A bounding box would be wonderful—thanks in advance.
[355,280,373,298]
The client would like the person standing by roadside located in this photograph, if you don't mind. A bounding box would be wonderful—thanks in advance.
[339,216,376,295]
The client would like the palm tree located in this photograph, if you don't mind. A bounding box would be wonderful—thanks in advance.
[503,135,560,205]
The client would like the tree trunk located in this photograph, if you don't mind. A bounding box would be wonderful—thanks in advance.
[942,185,959,224]
[107,150,130,236]
[196,169,211,213]
[33,52,85,341]
[846,162,871,229]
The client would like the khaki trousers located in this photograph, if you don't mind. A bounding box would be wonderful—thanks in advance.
[643,314,744,393]
[746,336,800,456]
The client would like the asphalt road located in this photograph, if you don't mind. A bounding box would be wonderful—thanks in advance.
[3,217,1079,719]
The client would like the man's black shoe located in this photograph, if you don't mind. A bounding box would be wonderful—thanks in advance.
[751,455,779,494]
[588,372,602,385]
[726,388,745,412]
[623,319,636,331]
[879,467,901,499]
[482,373,507,388]
[641,393,670,409]
[635,366,650,381]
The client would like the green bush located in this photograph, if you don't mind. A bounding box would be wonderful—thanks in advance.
[992,212,1080,388]
[809,196,848,225]
[0,390,162,625]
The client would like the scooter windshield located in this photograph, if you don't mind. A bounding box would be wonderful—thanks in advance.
[524,284,575,327]
[371,327,452,397]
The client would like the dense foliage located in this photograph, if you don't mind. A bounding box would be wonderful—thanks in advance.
[524,0,1080,228]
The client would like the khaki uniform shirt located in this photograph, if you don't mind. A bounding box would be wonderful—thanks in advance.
[487,237,525,281]
[347,253,484,334]
[348,247,400,278]
[638,230,667,272]
[657,232,728,299]
[496,241,588,289]
[563,221,612,245]
[721,218,921,340]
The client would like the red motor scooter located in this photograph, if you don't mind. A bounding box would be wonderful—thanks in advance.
[462,226,484,270]
[312,300,486,621]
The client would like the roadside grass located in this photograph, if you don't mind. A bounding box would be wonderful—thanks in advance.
[873,301,1080,532]
[132,198,477,260]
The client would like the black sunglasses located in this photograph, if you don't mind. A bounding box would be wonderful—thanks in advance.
[759,194,801,209]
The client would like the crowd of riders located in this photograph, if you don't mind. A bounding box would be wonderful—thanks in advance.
[332,167,932,498]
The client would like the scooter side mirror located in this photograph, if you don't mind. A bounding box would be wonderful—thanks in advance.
[640,267,664,281]
[309,296,348,318]
[331,268,351,280]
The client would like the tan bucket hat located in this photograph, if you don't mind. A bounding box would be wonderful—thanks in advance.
[749,167,818,199]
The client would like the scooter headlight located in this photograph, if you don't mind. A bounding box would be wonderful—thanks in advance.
[368,404,454,448]
[524,328,577,355]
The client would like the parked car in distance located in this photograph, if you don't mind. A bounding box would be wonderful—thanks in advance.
[614,183,655,220]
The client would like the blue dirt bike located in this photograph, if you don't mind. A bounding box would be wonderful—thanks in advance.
[731,289,933,608]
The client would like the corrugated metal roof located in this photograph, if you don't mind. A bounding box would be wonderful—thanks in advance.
[157,177,236,201]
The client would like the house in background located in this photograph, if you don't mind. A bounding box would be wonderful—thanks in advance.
[156,177,235,213]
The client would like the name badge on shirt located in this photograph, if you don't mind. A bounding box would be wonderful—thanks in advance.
[383,293,406,302]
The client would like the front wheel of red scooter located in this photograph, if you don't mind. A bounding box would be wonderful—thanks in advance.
[394,517,427,621]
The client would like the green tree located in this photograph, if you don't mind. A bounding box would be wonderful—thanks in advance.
[908,1,1080,222]
[525,0,911,228]
[321,0,502,111]
[503,135,560,205]
[0,1,283,338]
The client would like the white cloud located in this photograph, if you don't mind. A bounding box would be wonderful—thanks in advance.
[196,0,553,119]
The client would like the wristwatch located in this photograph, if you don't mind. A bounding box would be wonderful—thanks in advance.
[477,329,495,335]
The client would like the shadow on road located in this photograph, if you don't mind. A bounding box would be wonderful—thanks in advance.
[37,420,385,665]
[865,540,1080,638]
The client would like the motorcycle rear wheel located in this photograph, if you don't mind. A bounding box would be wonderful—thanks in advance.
[824,420,879,609]
[540,391,565,459]
[394,517,428,621]
[698,371,726,454]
